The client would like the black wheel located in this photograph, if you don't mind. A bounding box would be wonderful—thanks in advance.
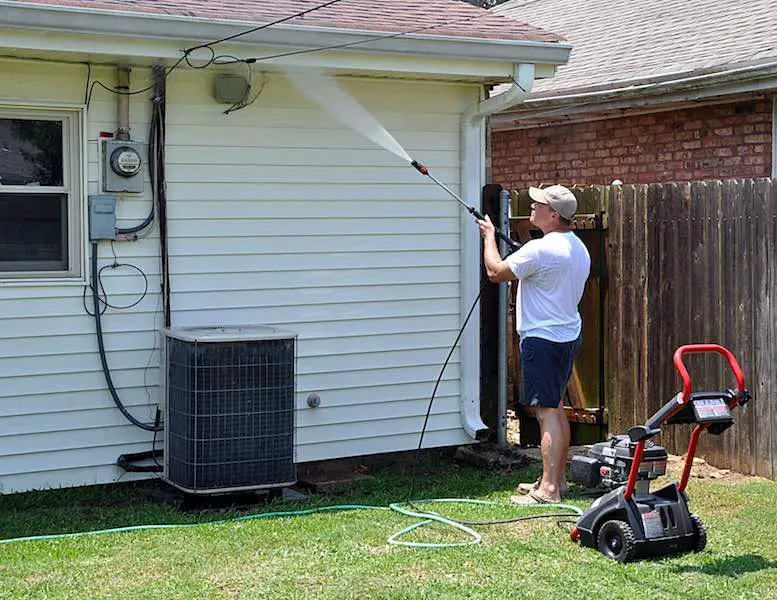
[690,514,707,552]
[597,519,636,562]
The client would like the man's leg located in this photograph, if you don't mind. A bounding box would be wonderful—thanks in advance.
[534,406,565,501]
[556,405,570,492]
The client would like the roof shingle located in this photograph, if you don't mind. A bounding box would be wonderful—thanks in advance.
[6,0,562,43]
[493,0,777,93]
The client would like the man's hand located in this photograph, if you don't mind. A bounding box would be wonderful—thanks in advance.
[478,214,517,283]
[477,214,496,239]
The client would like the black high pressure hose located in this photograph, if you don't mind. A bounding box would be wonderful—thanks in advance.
[401,189,580,526]
[405,260,580,527]
[406,183,519,503]
[406,279,489,503]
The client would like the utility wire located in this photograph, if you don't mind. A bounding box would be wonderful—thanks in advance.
[184,0,349,52]
[85,3,495,105]
[85,0,346,105]
[243,11,491,63]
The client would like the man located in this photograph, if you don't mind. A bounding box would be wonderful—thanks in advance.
[478,185,590,504]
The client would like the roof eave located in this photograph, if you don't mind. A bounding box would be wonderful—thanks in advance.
[0,1,572,70]
[491,60,777,129]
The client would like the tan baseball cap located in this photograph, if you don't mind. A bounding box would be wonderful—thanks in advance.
[528,185,577,220]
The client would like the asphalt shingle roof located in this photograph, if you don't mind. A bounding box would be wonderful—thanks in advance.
[7,0,562,43]
[493,0,777,94]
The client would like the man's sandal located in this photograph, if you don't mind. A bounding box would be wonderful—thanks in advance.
[517,478,568,496]
[517,479,540,495]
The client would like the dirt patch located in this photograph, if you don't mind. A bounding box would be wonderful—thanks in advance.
[664,455,756,484]
[453,444,532,473]
[506,409,521,446]
[507,411,763,486]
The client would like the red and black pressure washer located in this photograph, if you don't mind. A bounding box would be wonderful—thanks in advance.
[569,344,750,562]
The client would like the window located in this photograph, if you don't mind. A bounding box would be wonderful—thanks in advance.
[0,108,82,278]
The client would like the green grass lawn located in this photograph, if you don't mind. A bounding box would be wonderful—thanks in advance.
[1,452,776,599]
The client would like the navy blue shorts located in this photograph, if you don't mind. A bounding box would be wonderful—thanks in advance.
[519,335,582,409]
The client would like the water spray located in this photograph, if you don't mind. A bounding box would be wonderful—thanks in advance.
[285,68,521,253]
[411,160,520,252]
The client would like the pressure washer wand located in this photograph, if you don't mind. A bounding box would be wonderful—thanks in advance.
[411,160,520,252]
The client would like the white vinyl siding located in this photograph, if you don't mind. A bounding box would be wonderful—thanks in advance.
[0,58,479,494]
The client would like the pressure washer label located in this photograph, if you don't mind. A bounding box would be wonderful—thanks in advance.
[694,398,732,419]
[641,510,664,539]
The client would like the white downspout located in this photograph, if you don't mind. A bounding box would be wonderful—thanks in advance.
[459,62,535,439]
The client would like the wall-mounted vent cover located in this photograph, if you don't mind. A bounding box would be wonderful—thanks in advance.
[162,325,296,494]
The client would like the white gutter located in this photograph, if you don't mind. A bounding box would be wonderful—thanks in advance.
[458,62,535,439]
[493,82,777,131]
[528,58,777,103]
[0,1,572,65]
[492,61,777,128]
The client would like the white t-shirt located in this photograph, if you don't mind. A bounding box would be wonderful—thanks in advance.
[505,231,591,342]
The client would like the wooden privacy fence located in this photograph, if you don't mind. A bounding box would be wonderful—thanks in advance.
[607,178,776,478]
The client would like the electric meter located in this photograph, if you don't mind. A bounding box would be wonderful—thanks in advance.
[102,139,145,193]
[110,145,142,177]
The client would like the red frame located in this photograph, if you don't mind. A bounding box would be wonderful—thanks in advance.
[624,344,746,500]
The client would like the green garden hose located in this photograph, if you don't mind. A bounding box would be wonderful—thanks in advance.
[0,499,582,548]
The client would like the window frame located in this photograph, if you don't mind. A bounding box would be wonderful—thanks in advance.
[0,105,84,280]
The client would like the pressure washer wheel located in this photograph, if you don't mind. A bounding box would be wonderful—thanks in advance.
[597,520,636,562]
[691,514,707,552]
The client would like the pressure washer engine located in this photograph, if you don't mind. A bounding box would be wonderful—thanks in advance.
[569,344,751,562]
[571,434,668,495]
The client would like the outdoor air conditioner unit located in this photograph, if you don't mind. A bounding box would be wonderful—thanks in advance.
[161,325,297,494]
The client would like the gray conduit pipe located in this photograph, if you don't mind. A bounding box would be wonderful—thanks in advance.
[498,189,511,446]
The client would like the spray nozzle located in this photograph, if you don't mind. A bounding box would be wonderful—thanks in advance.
[411,160,428,175]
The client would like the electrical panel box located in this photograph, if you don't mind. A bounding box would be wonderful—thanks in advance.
[102,139,145,193]
[88,194,117,240]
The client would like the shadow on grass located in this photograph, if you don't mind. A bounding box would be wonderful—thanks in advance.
[335,451,542,504]
[0,449,544,540]
[671,554,777,577]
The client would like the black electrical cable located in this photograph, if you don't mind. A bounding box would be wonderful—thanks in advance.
[400,224,583,527]
[243,11,490,64]
[150,64,172,328]
[83,62,91,104]
[183,0,348,54]
[114,86,164,236]
[85,2,495,109]
[82,273,109,317]
[117,409,163,472]
[152,417,163,470]
[84,0,348,106]
[117,450,163,472]
[404,277,580,526]
[224,69,268,115]
[90,242,163,432]
[82,261,148,315]
[84,53,189,109]
[406,279,489,505]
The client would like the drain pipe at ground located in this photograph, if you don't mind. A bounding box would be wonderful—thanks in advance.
[459,63,535,443]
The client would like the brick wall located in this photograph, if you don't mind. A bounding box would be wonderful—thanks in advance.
[491,99,773,189]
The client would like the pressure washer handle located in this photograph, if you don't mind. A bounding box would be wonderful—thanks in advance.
[674,344,747,404]
[468,207,521,252]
